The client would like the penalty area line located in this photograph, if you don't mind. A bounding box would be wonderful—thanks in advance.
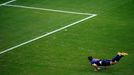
[0,0,16,7]
[0,14,97,55]
[4,4,95,16]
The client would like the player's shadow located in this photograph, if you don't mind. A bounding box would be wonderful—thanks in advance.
[96,66,113,72]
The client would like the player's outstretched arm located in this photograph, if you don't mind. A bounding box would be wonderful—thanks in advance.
[92,64,100,71]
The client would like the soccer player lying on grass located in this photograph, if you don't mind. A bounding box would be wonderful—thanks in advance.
[88,52,128,71]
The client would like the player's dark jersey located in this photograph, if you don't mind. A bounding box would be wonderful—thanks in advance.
[91,58,101,66]
[90,58,111,66]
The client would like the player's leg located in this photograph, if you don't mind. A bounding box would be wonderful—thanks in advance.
[112,52,128,62]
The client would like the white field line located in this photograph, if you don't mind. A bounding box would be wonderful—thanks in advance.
[0,0,16,6]
[0,14,97,55]
[4,4,95,16]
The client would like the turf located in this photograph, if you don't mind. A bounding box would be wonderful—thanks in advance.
[0,0,134,75]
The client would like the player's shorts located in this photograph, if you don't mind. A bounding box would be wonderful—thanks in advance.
[100,60,111,66]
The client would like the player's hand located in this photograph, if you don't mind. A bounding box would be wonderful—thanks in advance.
[97,67,101,70]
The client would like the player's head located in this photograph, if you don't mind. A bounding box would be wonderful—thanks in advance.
[88,56,93,61]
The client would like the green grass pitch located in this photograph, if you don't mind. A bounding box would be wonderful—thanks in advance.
[0,0,134,75]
